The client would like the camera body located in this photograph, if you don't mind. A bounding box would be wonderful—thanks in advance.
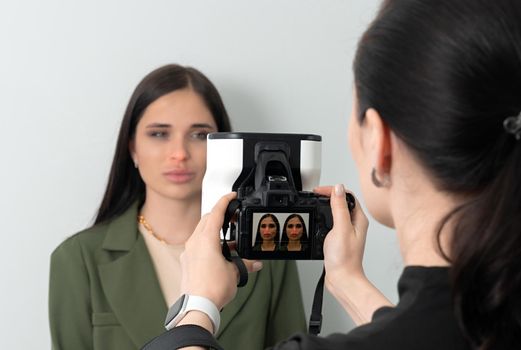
[234,181,337,260]
[202,132,353,260]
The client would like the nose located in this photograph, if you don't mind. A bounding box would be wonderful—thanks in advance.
[169,137,189,161]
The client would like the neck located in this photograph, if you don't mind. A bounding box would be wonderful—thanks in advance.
[392,185,456,267]
[261,241,276,251]
[287,241,301,251]
[140,191,201,245]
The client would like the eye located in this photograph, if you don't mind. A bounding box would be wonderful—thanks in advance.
[190,131,209,140]
[260,224,267,228]
[148,130,169,138]
[295,224,302,229]
[268,224,276,228]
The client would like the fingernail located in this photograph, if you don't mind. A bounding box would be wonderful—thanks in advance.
[335,184,345,196]
[252,262,263,272]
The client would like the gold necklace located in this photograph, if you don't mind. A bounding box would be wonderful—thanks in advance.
[137,215,166,244]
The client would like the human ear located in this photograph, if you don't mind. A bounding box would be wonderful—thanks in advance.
[364,108,392,180]
[129,140,138,168]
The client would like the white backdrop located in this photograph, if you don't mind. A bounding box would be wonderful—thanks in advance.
[0,1,403,348]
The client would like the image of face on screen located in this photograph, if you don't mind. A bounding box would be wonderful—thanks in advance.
[281,214,308,252]
[252,213,281,251]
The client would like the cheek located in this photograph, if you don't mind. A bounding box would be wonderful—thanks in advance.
[192,144,208,168]
[134,140,163,173]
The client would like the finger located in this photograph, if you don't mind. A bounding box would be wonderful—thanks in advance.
[339,192,367,231]
[313,186,334,197]
[350,202,369,234]
[204,192,237,233]
[330,184,352,229]
[239,259,263,273]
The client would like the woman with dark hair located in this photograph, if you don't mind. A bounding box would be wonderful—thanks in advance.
[279,214,308,252]
[252,214,280,252]
[141,1,521,349]
[48,64,306,349]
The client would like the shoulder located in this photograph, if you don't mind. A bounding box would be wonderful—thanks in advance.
[50,223,110,266]
[344,268,466,348]
[51,202,140,260]
[52,223,108,254]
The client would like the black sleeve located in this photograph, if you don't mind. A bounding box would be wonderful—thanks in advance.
[141,325,223,350]
[142,327,363,350]
[268,332,364,350]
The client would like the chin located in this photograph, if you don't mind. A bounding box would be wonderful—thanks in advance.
[163,188,201,202]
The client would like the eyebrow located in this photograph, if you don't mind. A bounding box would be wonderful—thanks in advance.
[192,123,216,130]
[146,123,170,128]
[145,123,216,129]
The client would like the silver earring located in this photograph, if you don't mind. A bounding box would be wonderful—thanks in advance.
[371,168,390,188]
[133,160,138,168]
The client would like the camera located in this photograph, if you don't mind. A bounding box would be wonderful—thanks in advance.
[201,132,354,260]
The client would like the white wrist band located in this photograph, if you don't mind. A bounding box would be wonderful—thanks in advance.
[164,294,221,335]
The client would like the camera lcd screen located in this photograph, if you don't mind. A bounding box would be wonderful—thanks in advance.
[251,212,310,254]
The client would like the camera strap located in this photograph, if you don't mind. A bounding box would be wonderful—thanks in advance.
[221,199,248,288]
[309,266,326,335]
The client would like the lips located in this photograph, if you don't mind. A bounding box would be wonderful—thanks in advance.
[163,170,196,184]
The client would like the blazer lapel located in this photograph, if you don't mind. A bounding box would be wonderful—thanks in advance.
[98,205,167,348]
[217,271,259,337]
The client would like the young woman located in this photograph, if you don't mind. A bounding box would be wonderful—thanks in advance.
[143,1,521,349]
[279,214,308,252]
[252,214,280,252]
[48,64,306,350]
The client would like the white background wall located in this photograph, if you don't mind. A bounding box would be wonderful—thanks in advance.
[0,1,403,348]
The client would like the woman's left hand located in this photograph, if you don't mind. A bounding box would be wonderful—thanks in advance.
[179,192,262,310]
[314,184,392,325]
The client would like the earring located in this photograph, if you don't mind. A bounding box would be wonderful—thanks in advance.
[371,168,390,188]
[133,159,138,168]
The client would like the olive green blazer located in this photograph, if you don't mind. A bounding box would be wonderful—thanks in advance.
[49,203,306,350]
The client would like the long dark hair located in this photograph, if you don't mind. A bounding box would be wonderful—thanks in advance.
[253,214,281,249]
[280,214,308,250]
[94,64,232,224]
[354,0,521,348]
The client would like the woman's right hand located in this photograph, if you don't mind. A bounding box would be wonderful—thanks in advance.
[179,192,262,310]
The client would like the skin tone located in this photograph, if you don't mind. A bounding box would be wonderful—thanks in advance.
[285,217,304,251]
[175,90,463,347]
[130,88,217,245]
[259,216,277,251]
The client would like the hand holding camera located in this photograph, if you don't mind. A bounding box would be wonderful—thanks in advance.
[180,132,367,332]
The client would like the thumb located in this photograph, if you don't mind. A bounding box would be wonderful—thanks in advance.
[330,184,351,229]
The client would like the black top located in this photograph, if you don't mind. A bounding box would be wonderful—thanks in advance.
[141,266,471,350]
[270,266,470,350]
